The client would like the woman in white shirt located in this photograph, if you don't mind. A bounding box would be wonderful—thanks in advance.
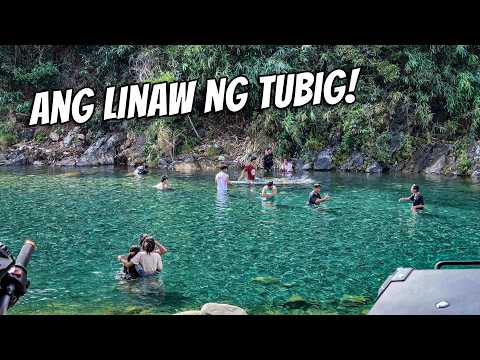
[118,237,163,277]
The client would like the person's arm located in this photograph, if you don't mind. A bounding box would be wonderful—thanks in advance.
[155,241,168,255]
[156,255,163,272]
[261,186,267,197]
[117,255,134,268]
[226,174,230,187]
[399,194,413,202]
[272,187,278,196]
[238,168,245,181]
[315,194,331,204]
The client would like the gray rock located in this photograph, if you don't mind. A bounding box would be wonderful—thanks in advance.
[472,169,480,177]
[366,161,383,173]
[424,155,446,175]
[33,161,44,166]
[49,131,60,142]
[340,152,366,172]
[294,159,304,171]
[158,158,169,169]
[76,132,126,166]
[313,148,334,171]
[200,303,247,315]
[55,157,77,166]
[302,162,313,170]
[5,153,28,166]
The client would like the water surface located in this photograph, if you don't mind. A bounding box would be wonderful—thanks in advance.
[1,167,480,315]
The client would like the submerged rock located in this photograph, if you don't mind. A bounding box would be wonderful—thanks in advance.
[200,303,247,315]
[340,294,367,306]
[284,295,310,309]
[252,276,280,285]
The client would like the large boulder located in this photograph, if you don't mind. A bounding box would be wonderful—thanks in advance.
[313,148,334,171]
[76,132,126,166]
[366,161,383,173]
[339,152,367,172]
[200,303,247,315]
[424,155,446,175]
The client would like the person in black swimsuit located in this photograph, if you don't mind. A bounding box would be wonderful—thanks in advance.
[308,183,331,205]
[263,148,274,173]
[399,184,424,210]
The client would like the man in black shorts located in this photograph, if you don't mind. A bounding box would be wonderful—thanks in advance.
[399,184,425,210]
[308,183,331,205]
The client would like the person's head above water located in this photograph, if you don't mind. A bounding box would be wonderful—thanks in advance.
[161,175,168,183]
[220,165,228,171]
[313,183,321,193]
[142,237,156,254]
[250,156,257,163]
[267,181,274,188]
[411,184,420,193]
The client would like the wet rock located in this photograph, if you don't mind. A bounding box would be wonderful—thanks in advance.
[366,161,383,173]
[76,132,126,166]
[4,152,28,166]
[63,127,81,147]
[294,159,304,171]
[313,148,334,171]
[158,158,169,169]
[302,162,313,170]
[424,155,446,175]
[284,295,310,309]
[340,152,366,172]
[63,171,81,177]
[252,276,280,285]
[33,160,44,166]
[174,160,201,172]
[49,131,60,142]
[200,303,247,315]
[175,310,203,315]
[340,294,367,306]
[55,157,77,166]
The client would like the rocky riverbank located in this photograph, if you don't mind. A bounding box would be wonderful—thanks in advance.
[2,126,480,178]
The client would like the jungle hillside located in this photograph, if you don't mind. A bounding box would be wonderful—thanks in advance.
[1,45,480,176]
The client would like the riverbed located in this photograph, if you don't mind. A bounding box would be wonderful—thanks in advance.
[2,167,480,315]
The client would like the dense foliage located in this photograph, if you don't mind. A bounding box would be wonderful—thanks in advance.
[1,45,479,166]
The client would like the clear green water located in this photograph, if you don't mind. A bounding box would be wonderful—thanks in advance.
[2,167,480,315]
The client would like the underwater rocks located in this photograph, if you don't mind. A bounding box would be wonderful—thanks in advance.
[252,276,280,285]
[284,295,311,309]
[340,294,367,306]
[175,303,248,315]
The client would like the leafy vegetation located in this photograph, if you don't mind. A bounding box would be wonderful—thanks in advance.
[1,45,479,165]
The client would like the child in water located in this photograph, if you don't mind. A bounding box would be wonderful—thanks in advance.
[119,245,141,280]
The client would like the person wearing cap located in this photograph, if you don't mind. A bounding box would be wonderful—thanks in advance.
[153,175,170,190]
[308,183,331,205]
[215,164,230,193]
[238,156,258,184]
[261,181,277,204]
[399,184,424,210]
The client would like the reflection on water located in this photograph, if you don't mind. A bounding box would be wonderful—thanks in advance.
[1,166,480,314]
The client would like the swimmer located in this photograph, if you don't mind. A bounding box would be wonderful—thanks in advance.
[154,176,170,190]
[215,165,230,193]
[261,181,277,204]
[308,183,331,205]
[238,156,257,184]
[399,184,424,210]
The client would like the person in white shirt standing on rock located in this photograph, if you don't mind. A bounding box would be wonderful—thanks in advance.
[215,165,230,193]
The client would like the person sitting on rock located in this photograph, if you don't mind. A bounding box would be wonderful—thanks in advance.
[308,183,331,205]
[154,176,170,190]
[118,237,164,277]
[399,184,424,211]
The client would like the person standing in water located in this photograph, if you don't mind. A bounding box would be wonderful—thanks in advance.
[280,158,293,176]
[261,181,277,204]
[308,183,331,205]
[263,148,274,173]
[118,237,164,277]
[215,165,230,193]
[238,156,257,184]
[399,184,424,210]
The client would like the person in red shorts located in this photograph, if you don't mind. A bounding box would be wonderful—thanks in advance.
[238,156,257,184]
